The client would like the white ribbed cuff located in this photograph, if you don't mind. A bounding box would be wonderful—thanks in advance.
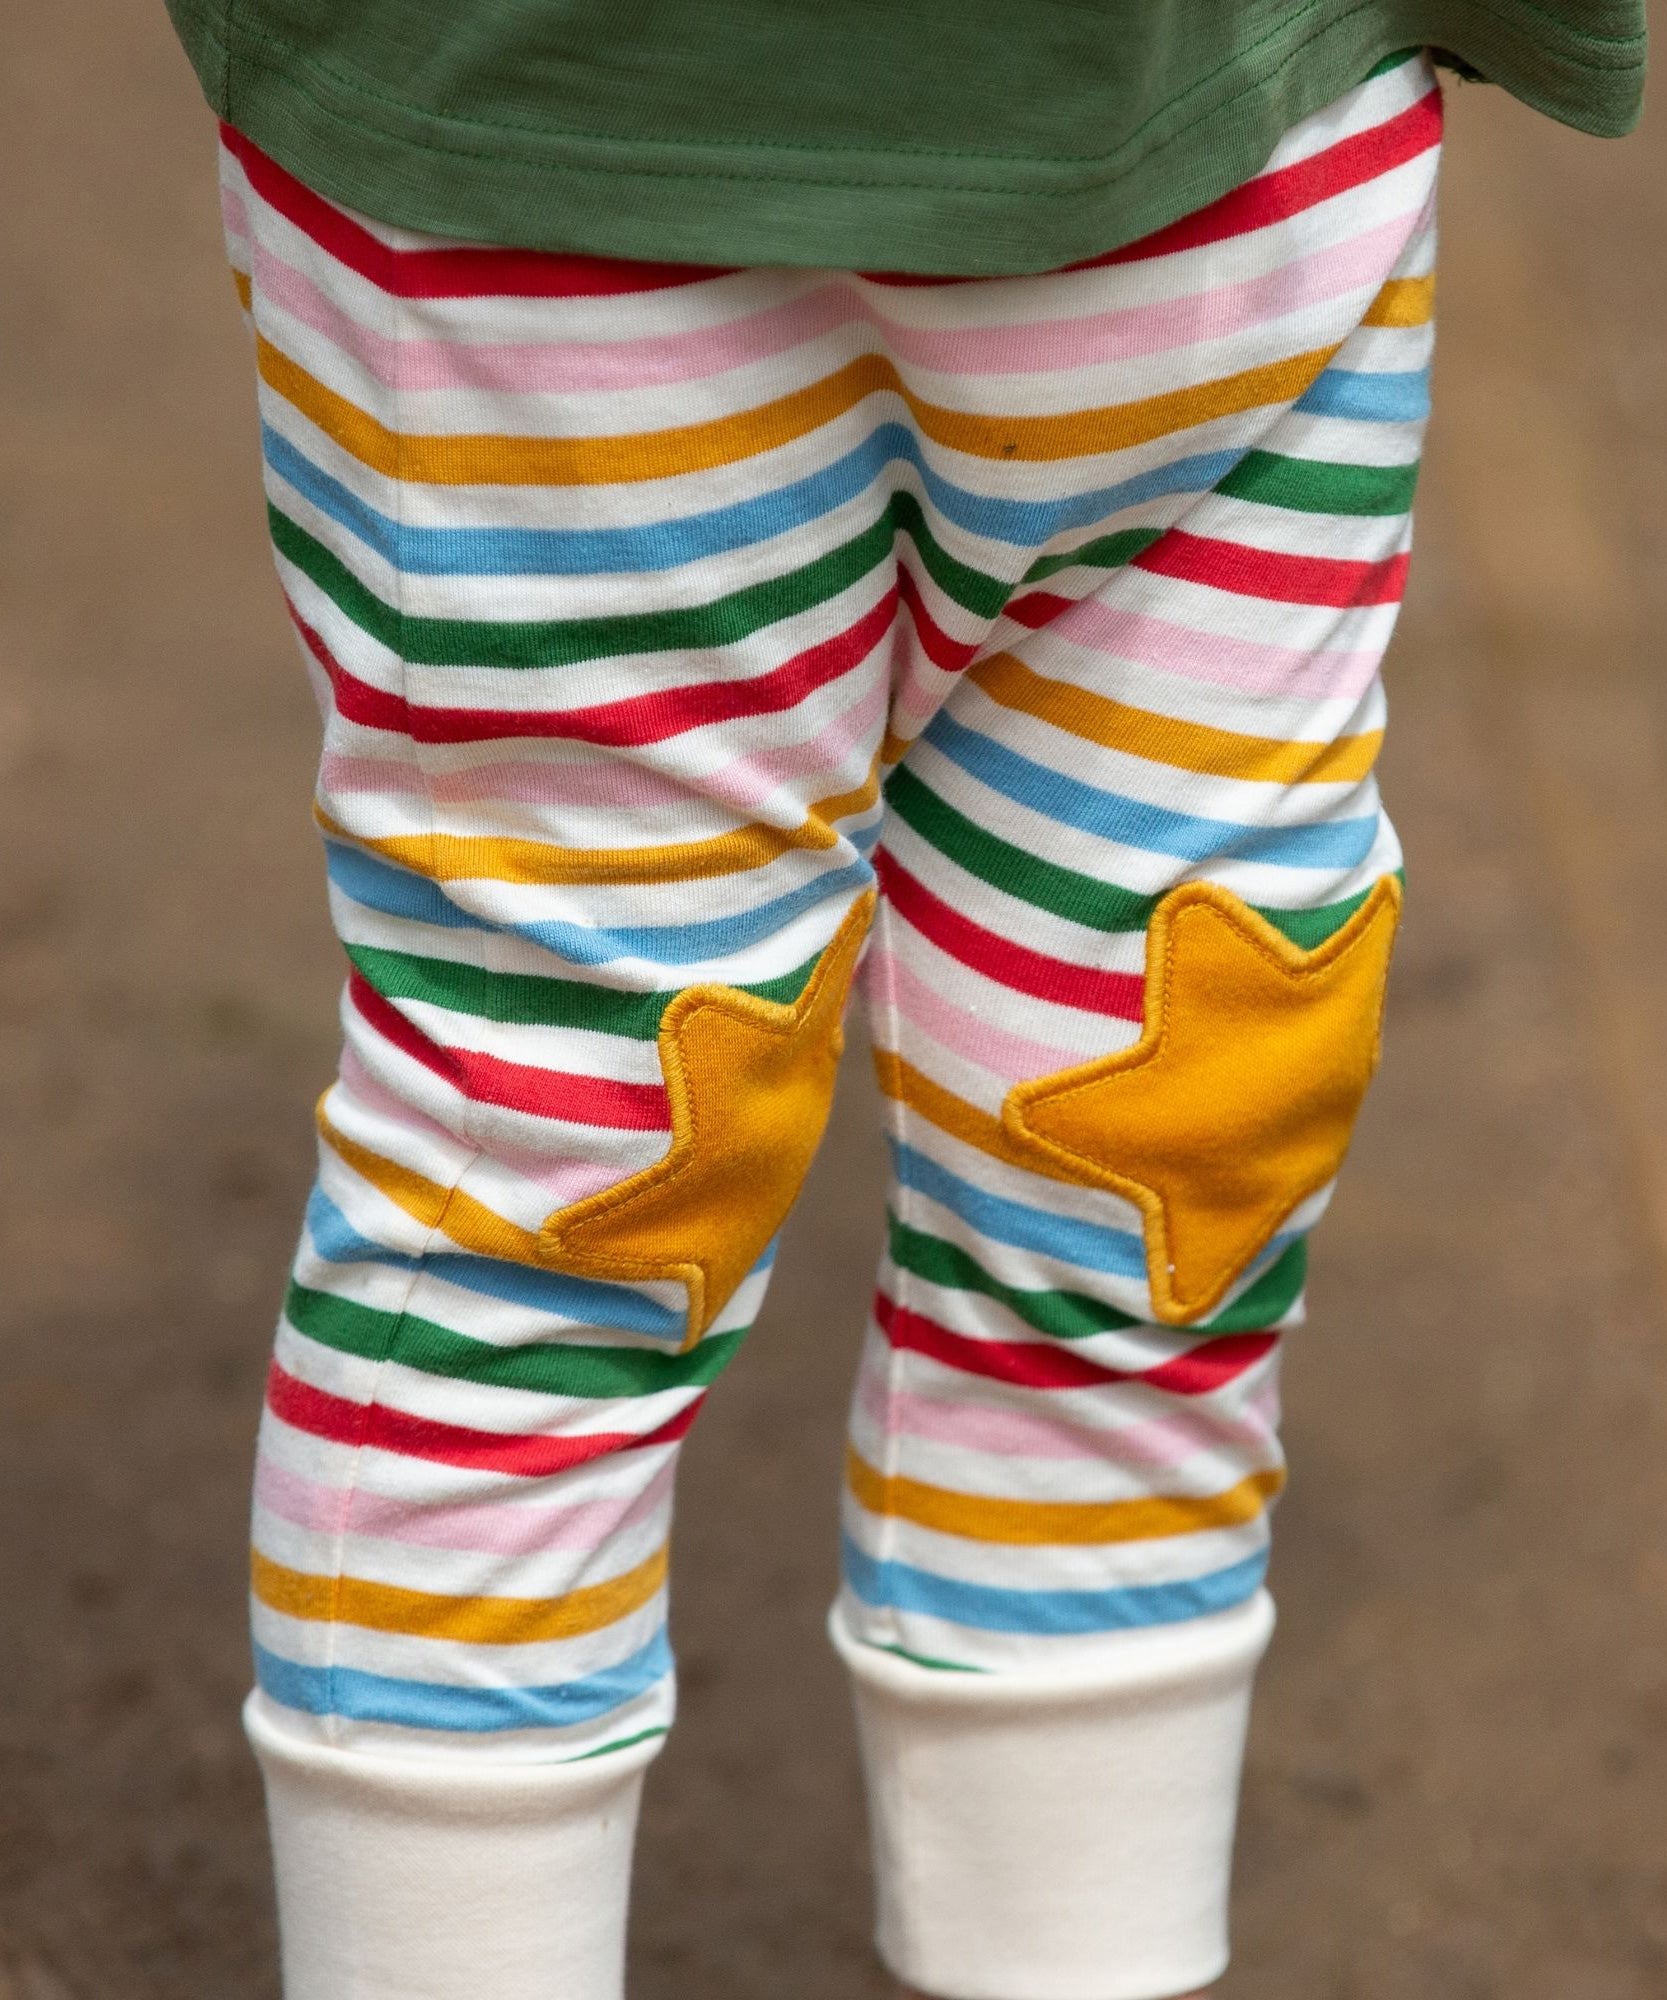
[244,1693,661,2000]
[830,1591,1275,2000]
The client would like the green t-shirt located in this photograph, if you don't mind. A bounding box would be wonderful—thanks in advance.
[167,0,1645,274]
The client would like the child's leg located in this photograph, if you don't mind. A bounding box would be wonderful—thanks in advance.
[839,88,1437,2000]
[216,37,1437,1998]
[217,136,895,1997]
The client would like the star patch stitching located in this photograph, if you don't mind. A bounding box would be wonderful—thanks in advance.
[539,893,875,1349]
[1002,877,1402,1325]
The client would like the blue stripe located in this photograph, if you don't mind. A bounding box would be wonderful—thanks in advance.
[265,417,1244,576]
[890,1140,1147,1278]
[253,1628,674,1732]
[300,1183,685,1340]
[925,713,1379,871]
[841,1536,1268,1635]
[1295,367,1430,423]
[326,840,483,931]
[325,839,877,968]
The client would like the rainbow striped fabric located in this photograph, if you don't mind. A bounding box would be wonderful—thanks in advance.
[223,48,1440,1757]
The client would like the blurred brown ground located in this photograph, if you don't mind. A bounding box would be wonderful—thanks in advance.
[2,10,1667,1997]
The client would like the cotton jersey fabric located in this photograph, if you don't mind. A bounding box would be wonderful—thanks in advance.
[229,46,1435,1742]
[172,0,1639,274]
[226,45,1438,1996]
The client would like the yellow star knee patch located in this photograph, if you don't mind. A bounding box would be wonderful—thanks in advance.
[539,893,875,1349]
[1003,877,1402,1326]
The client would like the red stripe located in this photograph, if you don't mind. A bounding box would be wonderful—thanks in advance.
[291,588,896,747]
[266,1362,701,1476]
[875,848,1144,1020]
[223,125,732,299]
[862,86,1442,286]
[1132,528,1409,607]
[347,972,670,1129]
[896,565,980,673]
[230,83,1437,307]
[1090,88,1443,268]
[876,1292,1278,1393]
[1002,590,1074,631]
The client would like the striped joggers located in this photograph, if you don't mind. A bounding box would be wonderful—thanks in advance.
[222,49,1439,2000]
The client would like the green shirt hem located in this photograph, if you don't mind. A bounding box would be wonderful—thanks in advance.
[170,0,1646,273]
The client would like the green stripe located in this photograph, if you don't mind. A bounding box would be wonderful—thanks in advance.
[889,765,1393,949]
[889,1215,1137,1338]
[1259,879,1397,949]
[1015,450,1418,585]
[892,490,1011,618]
[887,765,1156,932]
[273,504,895,668]
[1365,46,1423,80]
[273,487,1015,669]
[285,1281,743,1396]
[1021,527,1162,587]
[862,1640,982,1673]
[344,942,819,1040]
[1215,449,1420,517]
[1201,1245,1309,1330]
[887,1214,1307,1338]
[576,1726,671,1761]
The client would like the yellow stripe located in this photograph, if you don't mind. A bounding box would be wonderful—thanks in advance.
[873,1048,1057,1177]
[971,653,1383,786]
[846,1447,1284,1545]
[813,762,885,830]
[315,765,880,890]
[1362,274,1435,328]
[318,1107,551,1266]
[317,808,817,887]
[251,1544,668,1643]
[258,334,1341,487]
[232,267,253,312]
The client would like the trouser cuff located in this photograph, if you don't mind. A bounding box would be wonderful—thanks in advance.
[829,1591,1275,2000]
[244,1693,660,2000]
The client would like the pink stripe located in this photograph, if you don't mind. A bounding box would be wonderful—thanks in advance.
[250,206,1412,403]
[256,1454,676,1556]
[855,1365,1276,1472]
[333,1048,629,1207]
[321,749,699,813]
[1055,600,1388,700]
[254,240,847,392]
[864,948,1084,1086]
[320,682,885,821]
[888,665,960,736]
[706,677,889,814]
[886,631,981,734]
[883,559,988,734]
[882,576,1005,744]
[325,744,710,810]
[877,212,1418,377]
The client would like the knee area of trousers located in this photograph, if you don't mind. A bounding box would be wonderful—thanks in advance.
[538,895,875,1348]
[1002,878,1403,1325]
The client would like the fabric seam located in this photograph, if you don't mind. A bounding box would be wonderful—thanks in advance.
[312,257,493,1735]
[870,889,915,1658]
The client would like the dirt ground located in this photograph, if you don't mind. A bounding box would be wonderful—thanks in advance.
[2,10,1667,1997]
